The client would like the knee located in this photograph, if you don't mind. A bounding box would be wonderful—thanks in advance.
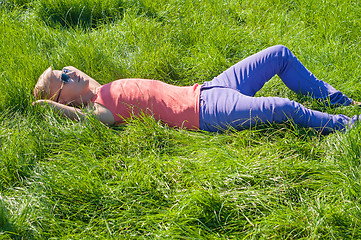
[272,98,301,121]
[272,44,289,52]
[269,45,294,59]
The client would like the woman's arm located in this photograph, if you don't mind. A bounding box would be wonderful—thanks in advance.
[32,100,115,125]
[93,103,115,125]
[32,99,85,121]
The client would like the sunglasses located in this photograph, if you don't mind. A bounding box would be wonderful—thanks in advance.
[55,72,71,102]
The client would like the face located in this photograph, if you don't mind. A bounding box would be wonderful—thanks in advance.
[49,67,91,105]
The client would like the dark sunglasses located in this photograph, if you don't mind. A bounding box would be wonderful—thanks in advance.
[55,73,71,102]
[61,73,71,83]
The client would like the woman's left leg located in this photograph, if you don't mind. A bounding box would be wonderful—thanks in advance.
[199,87,359,134]
[203,45,353,106]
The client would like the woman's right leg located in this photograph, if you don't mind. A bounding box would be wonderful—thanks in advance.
[203,45,353,106]
[199,87,359,134]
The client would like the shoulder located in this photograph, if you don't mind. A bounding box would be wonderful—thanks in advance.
[92,103,115,125]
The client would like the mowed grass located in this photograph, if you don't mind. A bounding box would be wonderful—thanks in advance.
[1,0,361,238]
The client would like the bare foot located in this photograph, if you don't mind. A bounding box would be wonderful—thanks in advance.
[353,101,361,106]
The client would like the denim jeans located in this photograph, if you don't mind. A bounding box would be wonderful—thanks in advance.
[199,45,358,134]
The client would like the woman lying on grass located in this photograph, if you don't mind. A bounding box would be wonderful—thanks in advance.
[33,45,360,134]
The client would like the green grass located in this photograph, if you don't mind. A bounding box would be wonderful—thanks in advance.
[1,0,361,238]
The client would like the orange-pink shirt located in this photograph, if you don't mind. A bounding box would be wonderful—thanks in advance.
[92,79,201,129]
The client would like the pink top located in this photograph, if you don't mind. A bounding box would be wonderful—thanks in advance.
[92,79,201,129]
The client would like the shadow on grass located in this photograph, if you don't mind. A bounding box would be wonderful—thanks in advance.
[35,0,127,29]
[34,0,168,30]
[0,199,36,240]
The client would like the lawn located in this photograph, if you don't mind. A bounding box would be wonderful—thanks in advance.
[1,0,361,239]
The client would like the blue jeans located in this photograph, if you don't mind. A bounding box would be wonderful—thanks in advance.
[199,45,359,134]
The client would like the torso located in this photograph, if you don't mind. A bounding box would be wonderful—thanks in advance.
[92,79,201,129]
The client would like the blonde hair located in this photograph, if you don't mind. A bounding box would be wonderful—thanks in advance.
[33,66,52,99]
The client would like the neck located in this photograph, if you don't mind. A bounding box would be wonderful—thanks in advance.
[85,81,101,105]
[73,87,98,107]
